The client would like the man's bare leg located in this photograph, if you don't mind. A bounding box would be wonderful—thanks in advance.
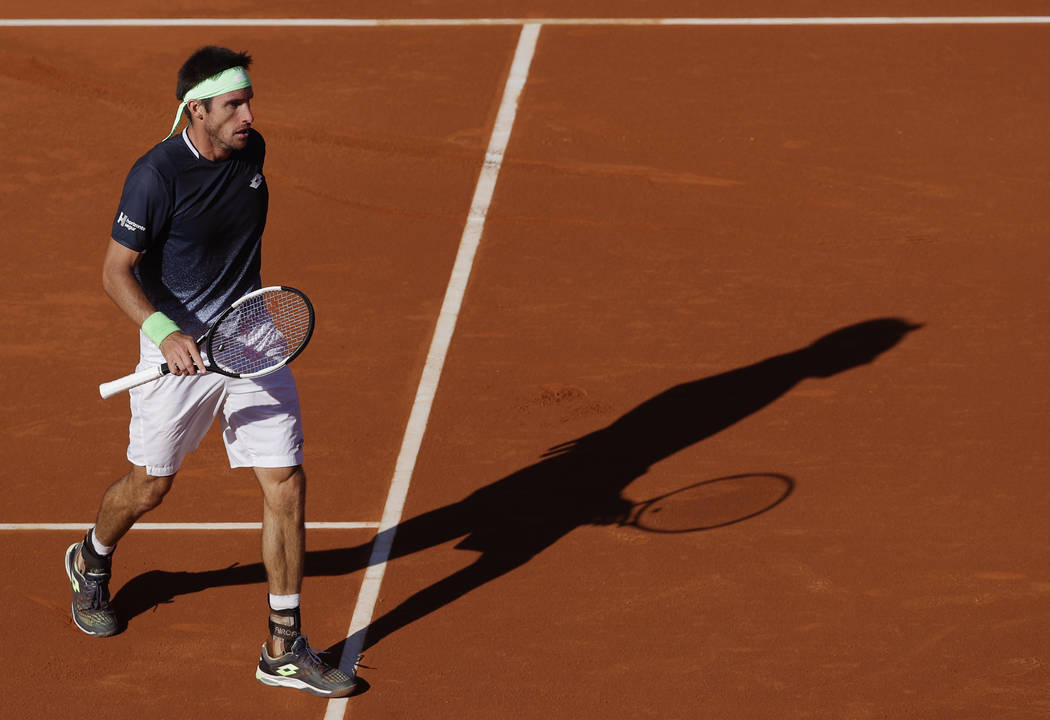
[66,465,174,637]
[252,465,356,697]
[255,465,306,656]
[78,465,175,571]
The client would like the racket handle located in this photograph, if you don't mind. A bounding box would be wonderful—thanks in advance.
[99,364,169,399]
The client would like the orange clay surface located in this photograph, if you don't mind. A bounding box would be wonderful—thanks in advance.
[3,4,1050,720]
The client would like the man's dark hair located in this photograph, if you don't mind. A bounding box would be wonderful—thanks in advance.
[176,46,253,113]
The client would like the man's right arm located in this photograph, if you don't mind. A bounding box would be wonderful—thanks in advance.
[102,238,205,375]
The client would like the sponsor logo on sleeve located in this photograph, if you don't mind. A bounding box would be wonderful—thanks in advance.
[250,173,264,189]
[117,211,146,232]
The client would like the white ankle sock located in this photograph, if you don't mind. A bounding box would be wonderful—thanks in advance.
[268,593,301,611]
[90,528,114,557]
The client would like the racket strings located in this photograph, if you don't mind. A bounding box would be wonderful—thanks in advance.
[209,290,313,375]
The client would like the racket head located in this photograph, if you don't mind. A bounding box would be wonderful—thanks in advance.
[627,473,794,534]
[203,285,315,378]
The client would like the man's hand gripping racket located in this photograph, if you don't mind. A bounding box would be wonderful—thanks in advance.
[99,286,315,399]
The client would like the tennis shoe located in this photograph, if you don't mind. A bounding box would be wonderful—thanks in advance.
[64,541,119,637]
[256,635,356,697]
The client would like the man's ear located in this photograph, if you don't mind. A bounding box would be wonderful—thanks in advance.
[186,98,207,122]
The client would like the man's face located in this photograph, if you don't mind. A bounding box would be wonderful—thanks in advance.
[200,86,254,155]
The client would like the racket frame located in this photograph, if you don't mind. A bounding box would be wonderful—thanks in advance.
[98,285,315,399]
[202,285,315,379]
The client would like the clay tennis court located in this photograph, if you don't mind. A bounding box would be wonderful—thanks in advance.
[4,3,1050,718]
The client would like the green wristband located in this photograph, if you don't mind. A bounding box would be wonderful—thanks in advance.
[141,312,181,347]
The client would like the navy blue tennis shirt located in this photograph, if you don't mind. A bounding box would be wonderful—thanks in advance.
[111,128,268,339]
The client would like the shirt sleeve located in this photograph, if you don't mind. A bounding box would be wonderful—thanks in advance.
[111,162,171,252]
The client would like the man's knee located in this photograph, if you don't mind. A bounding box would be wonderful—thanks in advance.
[256,465,306,511]
[126,466,175,514]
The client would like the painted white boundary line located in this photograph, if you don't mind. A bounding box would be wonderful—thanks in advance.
[2,16,1050,27]
[0,522,378,530]
[321,22,541,720]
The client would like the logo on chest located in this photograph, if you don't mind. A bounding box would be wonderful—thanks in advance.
[250,173,264,189]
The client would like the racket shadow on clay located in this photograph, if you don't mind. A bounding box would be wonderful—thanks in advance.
[110,317,920,668]
[624,472,795,534]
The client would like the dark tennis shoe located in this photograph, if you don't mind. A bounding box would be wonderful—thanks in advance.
[64,541,119,637]
[256,635,356,697]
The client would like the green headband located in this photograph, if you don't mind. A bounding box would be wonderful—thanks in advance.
[164,66,252,140]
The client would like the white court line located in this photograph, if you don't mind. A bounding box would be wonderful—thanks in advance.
[321,22,541,720]
[0,522,378,530]
[2,16,1050,27]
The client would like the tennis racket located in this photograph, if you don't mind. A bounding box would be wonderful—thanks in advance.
[99,285,315,399]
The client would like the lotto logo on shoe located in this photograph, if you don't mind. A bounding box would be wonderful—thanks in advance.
[277,664,299,677]
[117,212,145,232]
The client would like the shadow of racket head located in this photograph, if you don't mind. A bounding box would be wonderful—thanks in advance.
[624,473,795,534]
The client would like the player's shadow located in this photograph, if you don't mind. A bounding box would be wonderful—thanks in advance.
[111,318,920,655]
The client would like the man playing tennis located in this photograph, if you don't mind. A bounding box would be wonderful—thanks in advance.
[63,46,355,699]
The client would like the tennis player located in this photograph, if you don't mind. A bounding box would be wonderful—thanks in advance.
[63,46,355,699]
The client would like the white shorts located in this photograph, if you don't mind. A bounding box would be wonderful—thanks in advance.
[126,332,305,476]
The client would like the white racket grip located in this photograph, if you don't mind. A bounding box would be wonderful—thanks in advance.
[99,364,167,399]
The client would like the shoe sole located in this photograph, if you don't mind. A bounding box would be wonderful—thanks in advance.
[64,543,118,638]
[255,667,356,698]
